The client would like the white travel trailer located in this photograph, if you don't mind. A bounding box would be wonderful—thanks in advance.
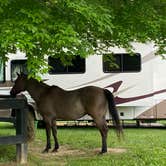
[0,43,166,124]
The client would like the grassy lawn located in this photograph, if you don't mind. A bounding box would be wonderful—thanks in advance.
[0,122,166,166]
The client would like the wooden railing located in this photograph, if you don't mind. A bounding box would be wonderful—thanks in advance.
[0,95,28,164]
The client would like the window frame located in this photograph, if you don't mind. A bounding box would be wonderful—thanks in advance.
[10,59,27,82]
[0,59,5,83]
[103,53,141,73]
[48,56,86,75]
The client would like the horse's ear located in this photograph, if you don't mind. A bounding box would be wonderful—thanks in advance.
[16,72,20,77]
[42,79,48,82]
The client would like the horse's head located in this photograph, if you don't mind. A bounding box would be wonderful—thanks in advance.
[10,73,28,97]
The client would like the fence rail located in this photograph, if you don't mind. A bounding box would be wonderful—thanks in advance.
[0,94,28,164]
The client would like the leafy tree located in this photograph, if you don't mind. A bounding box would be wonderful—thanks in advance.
[0,0,165,78]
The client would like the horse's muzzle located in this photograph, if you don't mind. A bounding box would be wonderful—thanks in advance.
[10,89,16,97]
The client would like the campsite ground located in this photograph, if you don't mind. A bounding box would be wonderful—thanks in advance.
[0,123,166,166]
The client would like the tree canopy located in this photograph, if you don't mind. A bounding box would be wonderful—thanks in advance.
[0,0,165,77]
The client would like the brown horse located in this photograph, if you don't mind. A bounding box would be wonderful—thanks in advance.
[10,73,122,154]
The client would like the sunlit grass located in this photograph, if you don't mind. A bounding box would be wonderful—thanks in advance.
[0,123,166,165]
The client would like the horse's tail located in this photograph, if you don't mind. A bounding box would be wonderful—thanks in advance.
[104,89,123,138]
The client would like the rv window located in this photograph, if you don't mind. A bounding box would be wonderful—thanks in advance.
[103,53,141,72]
[11,60,27,81]
[0,58,5,82]
[48,56,85,74]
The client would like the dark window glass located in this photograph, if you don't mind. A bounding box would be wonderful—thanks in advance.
[123,53,141,71]
[11,60,27,81]
[48,57,67,73]
[103,54,121,72]
[103,53,141,73]
[120,112,124,116]
[48,56,85,74]
[0,58,5,82]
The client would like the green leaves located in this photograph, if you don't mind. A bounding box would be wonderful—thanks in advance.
[0,0,165,78]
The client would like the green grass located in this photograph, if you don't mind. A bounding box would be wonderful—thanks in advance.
[0,123,166,166]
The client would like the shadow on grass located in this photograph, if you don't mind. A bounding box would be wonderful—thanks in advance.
[0,145,15,163]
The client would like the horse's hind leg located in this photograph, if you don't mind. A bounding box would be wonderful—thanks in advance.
[42,121,52,153]
[51,120,59,152]
[94,117,108,154]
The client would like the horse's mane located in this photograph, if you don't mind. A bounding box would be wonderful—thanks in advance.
[28,76,49,88]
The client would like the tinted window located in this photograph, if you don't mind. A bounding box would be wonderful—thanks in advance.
[103,54,121,72]
[103,53,141,72]
[0,58,5,82]
[48,56,85,74]
[11,60,27,81]
[123,53,141,71]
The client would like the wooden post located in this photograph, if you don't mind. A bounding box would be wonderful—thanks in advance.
[15,99,28,164]
[0,95,28,164]
[16,143,28,164]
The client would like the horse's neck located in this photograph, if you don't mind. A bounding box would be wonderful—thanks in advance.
[26,79,49,102]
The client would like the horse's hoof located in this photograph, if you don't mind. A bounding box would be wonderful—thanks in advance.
[42,149,49,153]
[52,149,58,153]
[99,151,107,155]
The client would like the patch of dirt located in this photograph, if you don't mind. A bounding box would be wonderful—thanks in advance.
[29,144,86,157]
[51,147,86,157]
[28,140,127,158]
[29,143,127,158]
[94,148,127,154]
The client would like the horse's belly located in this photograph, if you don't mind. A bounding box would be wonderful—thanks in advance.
[42,94,87,120]
[56,103,86,120]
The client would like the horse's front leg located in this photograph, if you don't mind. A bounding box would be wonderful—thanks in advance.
[51,120,59,152]
[42,122,51,153]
